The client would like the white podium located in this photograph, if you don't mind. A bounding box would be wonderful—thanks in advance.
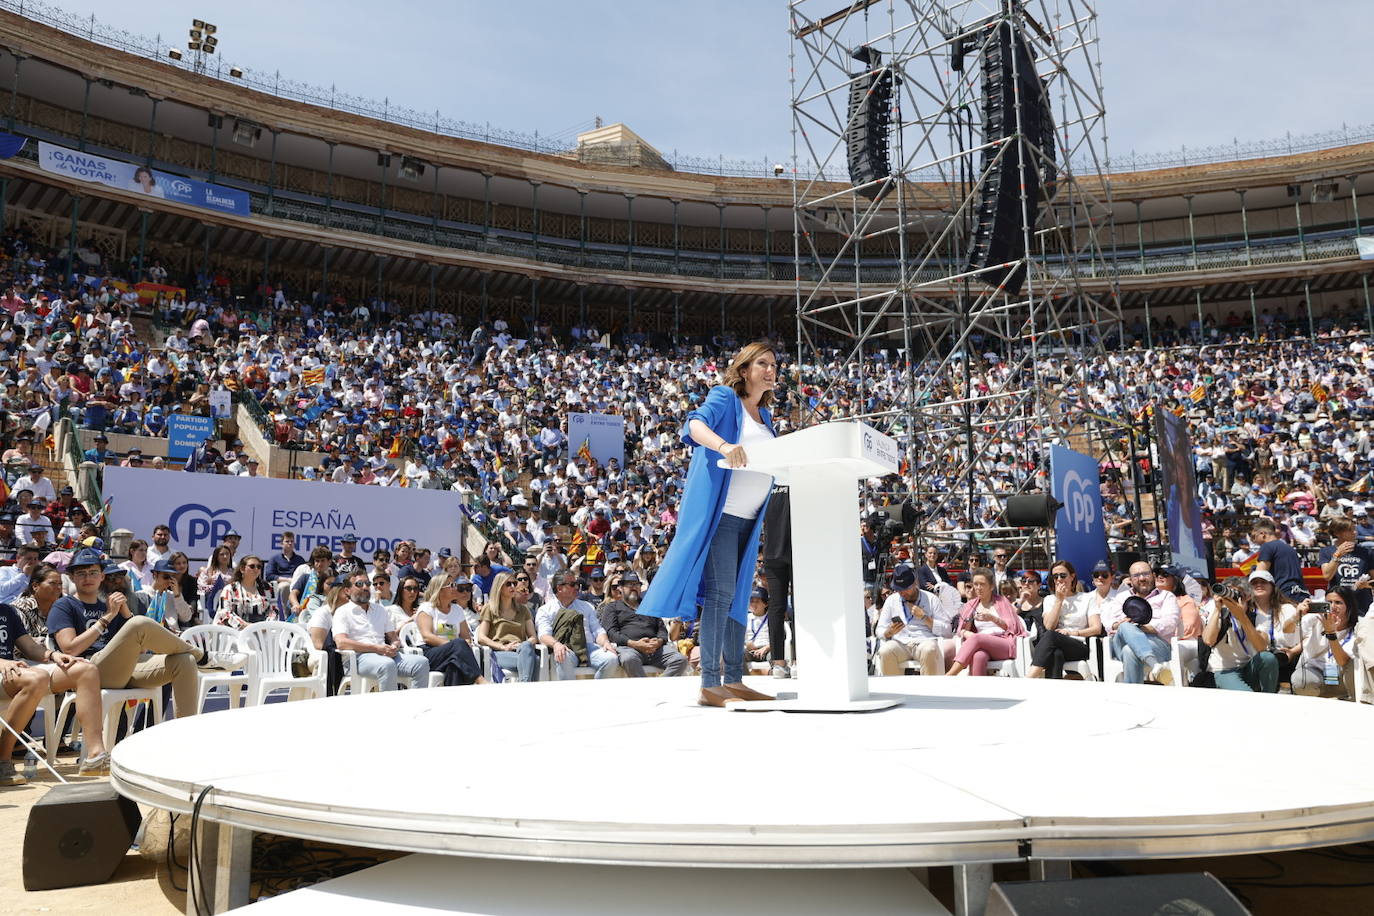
[720,420,902,712]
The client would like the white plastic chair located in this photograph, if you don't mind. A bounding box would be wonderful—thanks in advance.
[0,690,62,764]
[397,621,446,689]
[45,635,165,750]
[239,621,326,705]
[56,687,164,754]
[181,624,250,713]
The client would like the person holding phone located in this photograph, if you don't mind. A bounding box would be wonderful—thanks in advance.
[1293,586,1358,698]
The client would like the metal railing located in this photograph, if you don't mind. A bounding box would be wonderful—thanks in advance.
[7,0,1374,180]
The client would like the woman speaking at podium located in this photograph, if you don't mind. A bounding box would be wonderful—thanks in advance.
[641,342,780,707]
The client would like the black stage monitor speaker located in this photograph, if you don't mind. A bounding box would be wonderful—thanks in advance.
[987,873,1251,916]
[1003,493,1063,528]
[23,782,142,890]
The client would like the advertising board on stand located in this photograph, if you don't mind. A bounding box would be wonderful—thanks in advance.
[103,467,464,561]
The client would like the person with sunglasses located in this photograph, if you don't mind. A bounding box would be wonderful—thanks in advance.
[137,557,195,633]
[332,571,430,692]
[415,574,485,686]
[1026,560,1101,679]
[477,571,540,682]
[213,555,273,629]
[387,575,423,634]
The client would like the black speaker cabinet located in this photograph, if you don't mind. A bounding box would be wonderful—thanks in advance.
[987,873,1250,916]
[23,782,142,890]
[1004,494,1062,528]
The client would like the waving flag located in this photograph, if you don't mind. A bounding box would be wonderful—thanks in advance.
[301,367,327,387]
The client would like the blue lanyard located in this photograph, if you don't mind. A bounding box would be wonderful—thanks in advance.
[748,616,767,641]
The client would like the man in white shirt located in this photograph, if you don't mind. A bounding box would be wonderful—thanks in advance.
[536,572,622,679]
[331,571,430,690]
[1102,560,1180,685]
[875,565,953,675]
[13,465,56,504]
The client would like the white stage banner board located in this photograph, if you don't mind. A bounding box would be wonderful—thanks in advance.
[104,466,463,561]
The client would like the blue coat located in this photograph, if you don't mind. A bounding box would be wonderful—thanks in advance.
[640,385,773,625]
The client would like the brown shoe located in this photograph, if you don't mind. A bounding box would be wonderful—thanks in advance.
[722,682,774,702]
[699,686,743,708]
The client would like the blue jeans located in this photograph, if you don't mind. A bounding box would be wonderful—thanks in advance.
[552,646,621,680]
[354,650,430,691]
[1215,652,1279,693]
[1110,622,1171,684]
[699,514,751,688]
[492,642,540,682]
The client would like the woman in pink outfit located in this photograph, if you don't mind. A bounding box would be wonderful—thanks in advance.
[946,567,1026,676]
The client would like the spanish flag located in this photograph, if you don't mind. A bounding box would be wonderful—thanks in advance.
[387,435,404,458]
[1236,551,1260,575]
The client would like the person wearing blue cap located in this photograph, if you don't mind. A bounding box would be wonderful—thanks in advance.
[137,557,195,632]
[875,565,951,676]
[48,547,220,720]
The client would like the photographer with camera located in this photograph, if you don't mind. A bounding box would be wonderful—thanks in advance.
[1246,569,1304,685]
[1293,586,1358,698]
[1201,577,1279,692]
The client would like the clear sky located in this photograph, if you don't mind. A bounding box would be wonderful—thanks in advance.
[57,0,1371,164]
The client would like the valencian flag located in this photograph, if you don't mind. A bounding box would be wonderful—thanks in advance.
[1311,383,1329,403]
[1189,384,1207,403]
[576,437,594,466]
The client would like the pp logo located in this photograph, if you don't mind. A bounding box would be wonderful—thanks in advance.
[863,431,873,452]
[1060,470,1098,533]
[169,504,236,548]
[168,178,194,195]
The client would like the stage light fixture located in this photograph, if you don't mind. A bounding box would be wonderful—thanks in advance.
[229,66,243,78]
[399,157,426,181]
[188,40,201,51]
[190,28,202,40]
[193,18,205,29]
[203,45,215,55]
[168,48,182,60]
[232,119,262,148]
[773,163,785,177]
[204,23,217,34]
[204,36,217,49]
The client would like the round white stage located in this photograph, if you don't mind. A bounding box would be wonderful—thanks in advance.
[111,675,1374,871]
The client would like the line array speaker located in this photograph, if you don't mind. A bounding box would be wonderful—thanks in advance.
[965,17,1057,296]
[845,45,894,201]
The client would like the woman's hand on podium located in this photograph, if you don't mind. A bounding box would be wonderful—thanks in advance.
[720,442,748,468]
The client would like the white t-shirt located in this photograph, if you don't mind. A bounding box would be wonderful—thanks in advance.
[307,605,333,634]
[745,612,770,649]
[331,600,391,646]
[721,413,774,520]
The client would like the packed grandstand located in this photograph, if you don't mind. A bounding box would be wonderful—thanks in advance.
[0,0,1373,799]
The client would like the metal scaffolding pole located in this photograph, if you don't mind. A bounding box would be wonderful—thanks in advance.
[789,0,1123,567]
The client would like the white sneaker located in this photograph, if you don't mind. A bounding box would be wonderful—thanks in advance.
[1150,662,1174,686]
[207,651,249,671]
[771,663,791,679]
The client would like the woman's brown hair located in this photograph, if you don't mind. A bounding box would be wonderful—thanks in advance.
[721,342,777,408]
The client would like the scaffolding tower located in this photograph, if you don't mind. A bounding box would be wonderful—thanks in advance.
[789,0,1130,566]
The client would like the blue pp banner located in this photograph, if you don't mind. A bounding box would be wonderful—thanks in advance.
[167,414,214,461]
[567,412,625,466]
[38,141,250,216]
[1050,445,1108,588]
